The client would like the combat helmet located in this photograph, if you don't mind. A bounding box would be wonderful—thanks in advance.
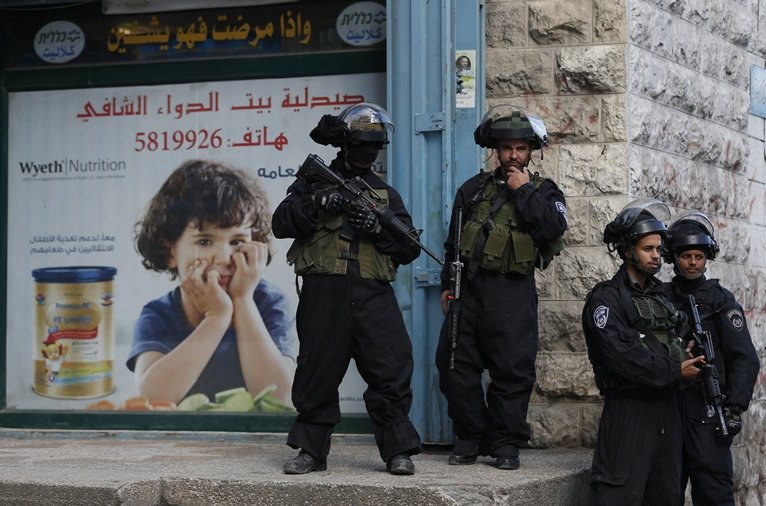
[603,198,670,256]
[473,105,548,150]
[310,102,394,147]
[663,210,719,263]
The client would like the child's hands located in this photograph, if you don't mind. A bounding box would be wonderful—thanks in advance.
[180,258,233,319]
[228,241,268,300]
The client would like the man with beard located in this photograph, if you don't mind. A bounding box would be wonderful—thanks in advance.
[273,102,422,476]
[435,106,567,470]
[582,199,705,505]
[661,211,759,505]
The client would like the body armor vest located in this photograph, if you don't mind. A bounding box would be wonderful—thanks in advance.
[631,294,687,363]
[459,178,539,275]
[286,188,396,281]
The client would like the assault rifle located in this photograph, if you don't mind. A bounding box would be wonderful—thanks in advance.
[447,208,464,369]
[687,294,729,438]
[298,154,444,265]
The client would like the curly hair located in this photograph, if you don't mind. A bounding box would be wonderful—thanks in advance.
[135,159,273,279]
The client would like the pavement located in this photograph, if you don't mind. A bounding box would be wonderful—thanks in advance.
[0,430,594,505]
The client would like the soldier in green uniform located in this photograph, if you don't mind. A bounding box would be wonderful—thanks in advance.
[436,106,567,470]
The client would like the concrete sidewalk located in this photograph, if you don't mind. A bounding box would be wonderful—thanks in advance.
[0,430,593,505]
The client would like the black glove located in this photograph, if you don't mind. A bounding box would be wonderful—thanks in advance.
[723,406,743,437]
[314,189,344,213]
[348,202,382,235]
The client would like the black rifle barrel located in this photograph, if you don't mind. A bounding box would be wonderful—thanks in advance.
[687,294,729,438]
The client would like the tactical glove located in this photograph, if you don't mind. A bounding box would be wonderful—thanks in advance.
[348,202,382,235]
[314,189,344,213]
[723,406,743,437]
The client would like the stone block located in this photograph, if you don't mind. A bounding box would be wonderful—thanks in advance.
[536,263,555,299]
[748,267,766,313]
[639,0,710,27]
[747,115,765,142]
[700,36,749,88]
[628,97,749,173]
[713,216,751,264]
[559,144,628,197]
[748,225,766,268]
[556,246,620,300]
[602,94,626,142]
[535,353,598,399]
[589,196,629,247]
[487,49,555,97]
[486,2,527,48]
[558,197,588,246]
[538,299,587,352]
[528,402,582,448]
[528,0,591,45]
[753,7,766,57]
[628,47,748,131]
[556,46,626,94]
[745,136,765,183]
[707,0,755,49]
[705,262,753,308]
[628,2,701,70]
[594,0,626,43]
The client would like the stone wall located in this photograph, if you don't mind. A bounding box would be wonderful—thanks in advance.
[485,0,765,501]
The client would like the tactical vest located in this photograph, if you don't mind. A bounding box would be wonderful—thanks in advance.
[459,176,561,275]
[285,188,397,281]
[631,293,687,363]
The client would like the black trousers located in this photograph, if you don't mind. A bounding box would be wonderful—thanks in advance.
[591,389,682,506]
[679,388,735,506]
[286,273,422,462]
[435,270,538,456]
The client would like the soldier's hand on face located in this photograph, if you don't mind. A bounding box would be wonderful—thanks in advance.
[348,202,382,234]
[680,355,706,381]
[314,188,344,212]
[505,165,530,191]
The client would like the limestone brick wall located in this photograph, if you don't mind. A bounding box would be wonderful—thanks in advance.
[485,0,765,501]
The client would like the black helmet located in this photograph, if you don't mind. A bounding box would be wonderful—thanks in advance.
[310,102,394,147]
[663,211,719,262]
[603,198,670,255]
[473,105,548,149]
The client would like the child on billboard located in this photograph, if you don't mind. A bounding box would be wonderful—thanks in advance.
[127,159,297,410]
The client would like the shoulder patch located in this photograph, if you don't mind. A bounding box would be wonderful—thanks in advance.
[594,306,609,329]
[726,309,745,331]
[555,201,568,221]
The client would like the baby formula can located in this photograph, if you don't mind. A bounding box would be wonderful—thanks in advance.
[32,266,116,399]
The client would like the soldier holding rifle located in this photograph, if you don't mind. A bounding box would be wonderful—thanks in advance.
[583,198,706,505]
[273,103,424,476]
[435,106,567,470]
[661,211,760,505]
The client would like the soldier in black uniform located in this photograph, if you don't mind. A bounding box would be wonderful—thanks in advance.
[661,211,760,506]
[273,103,422,476]
[582,198,705,505]
[435,106,568,470]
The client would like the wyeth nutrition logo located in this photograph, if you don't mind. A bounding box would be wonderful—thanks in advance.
[19,158,127,181]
